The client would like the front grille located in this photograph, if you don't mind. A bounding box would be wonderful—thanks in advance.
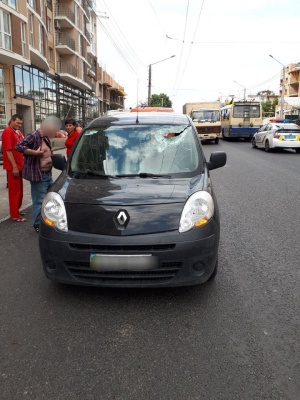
[65,261,182,284]
[69,243,176,252]
[197,126,220,134]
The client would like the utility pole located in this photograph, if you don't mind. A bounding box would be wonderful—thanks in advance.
[269,55,286,119]
[147,55,175,106]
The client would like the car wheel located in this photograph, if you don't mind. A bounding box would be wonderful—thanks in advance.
[207,257,218,281]
[265,140,271,152]
[215,137,219,144]
[252,137,257,148]
[295,148,300,154]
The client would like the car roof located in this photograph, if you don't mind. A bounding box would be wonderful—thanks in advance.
[88,112,190,128]
[130,107,174,113]
[269,122,300,128]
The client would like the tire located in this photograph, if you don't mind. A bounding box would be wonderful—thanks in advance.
[252,137,257,148]
[265,140,271,152]
[295,148,300,154]
[215,137,219,144]
[207,257,218,281]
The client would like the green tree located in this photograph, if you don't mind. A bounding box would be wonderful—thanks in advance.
[150,93,172,107]
[262,98,278,118]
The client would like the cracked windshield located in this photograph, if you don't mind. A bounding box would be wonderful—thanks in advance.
[70,124,200,177]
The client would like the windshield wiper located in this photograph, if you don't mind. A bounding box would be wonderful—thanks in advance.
[85,169,115,178]
[116,172,171,179]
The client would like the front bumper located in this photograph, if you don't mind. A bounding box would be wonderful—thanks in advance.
[39,219,220,288]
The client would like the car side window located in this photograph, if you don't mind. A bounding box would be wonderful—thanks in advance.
[259,125,266,132]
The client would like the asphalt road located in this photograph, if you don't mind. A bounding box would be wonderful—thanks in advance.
[1,140,299,400]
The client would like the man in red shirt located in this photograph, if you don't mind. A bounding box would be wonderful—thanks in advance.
[2,114,25,222]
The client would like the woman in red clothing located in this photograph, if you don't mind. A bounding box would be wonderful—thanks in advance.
[64,118,80,157]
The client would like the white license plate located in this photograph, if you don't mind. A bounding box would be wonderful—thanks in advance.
[90,254,159,271]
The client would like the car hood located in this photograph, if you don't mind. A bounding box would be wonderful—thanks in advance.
[52,174,205,236]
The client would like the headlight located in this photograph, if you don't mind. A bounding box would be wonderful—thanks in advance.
[179,191,214,233]
[41,192,68,232]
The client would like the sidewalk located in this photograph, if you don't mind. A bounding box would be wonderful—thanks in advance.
[0,139,66,222]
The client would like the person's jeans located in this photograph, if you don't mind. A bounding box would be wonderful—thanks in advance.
[30,172,53,228]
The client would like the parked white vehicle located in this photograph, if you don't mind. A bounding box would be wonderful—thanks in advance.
[252,121,300,153]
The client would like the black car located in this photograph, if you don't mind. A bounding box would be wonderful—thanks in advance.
[39,112,226,287]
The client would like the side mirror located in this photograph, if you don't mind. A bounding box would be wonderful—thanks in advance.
[52,153,67,171]
[207,151,227,170]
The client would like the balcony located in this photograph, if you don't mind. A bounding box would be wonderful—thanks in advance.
[83,2,91,19]
[55,32,76,54]
[84,28,91,43]
[54,4,75,28]
[57,61,92,90]
[86,76,96,92]
[30,46,49,71]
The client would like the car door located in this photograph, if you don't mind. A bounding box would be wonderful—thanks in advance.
[255,124,267,146]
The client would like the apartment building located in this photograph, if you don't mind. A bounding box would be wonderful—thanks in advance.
[0,0,126,135]
[276,62,300,118]
[0,0,30,130]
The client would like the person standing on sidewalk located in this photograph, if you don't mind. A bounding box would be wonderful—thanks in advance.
[65,118,81,157]
[16,116,61,232]
[2,114,25,222]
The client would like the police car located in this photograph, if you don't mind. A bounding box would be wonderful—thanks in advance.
[252,119,300,153]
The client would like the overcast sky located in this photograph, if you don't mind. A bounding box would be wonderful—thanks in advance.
[96,0,300,112]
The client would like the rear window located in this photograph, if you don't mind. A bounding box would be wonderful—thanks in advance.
[275,123,300,130]
[70,124,201,177]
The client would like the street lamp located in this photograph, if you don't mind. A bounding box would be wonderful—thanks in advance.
[234,80,246,101]
[148,55,175,106]
[269,55,285,119]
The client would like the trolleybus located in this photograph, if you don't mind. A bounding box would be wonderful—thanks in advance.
[220,101,262,141]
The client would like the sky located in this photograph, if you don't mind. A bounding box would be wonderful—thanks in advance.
[95,0,300,113]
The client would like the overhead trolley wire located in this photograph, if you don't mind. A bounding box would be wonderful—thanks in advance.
[172,0,205,103]
[89,0,147,85]
[101,0,145,70]
[171,0,190,99]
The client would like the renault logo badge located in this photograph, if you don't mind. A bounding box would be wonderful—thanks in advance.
[114,210,130,229]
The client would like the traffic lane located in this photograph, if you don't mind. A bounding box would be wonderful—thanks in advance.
[203,139,300,397]
[2,218,280,400]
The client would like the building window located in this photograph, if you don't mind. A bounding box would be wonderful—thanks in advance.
[28,0,36,10]
[2,0,17,10]
[48,47,53,62]
[82,13,85,32]
[21,22,26,57]
[46,16,51,32]
[40,0,44,19]
[29,13,34,46]
[0,67,6,128]
[78,34,82,55]
[0,11,12,51]
[39,23,44,54]
[81,60,84,81]
[75,4,79,27]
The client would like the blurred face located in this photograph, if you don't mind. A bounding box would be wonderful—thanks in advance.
[65,124,76,134]
[10,118,23,130]
[41,116,62,138]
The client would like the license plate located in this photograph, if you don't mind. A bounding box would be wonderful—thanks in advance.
[284,135,295,140]
[90,254,159,271]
